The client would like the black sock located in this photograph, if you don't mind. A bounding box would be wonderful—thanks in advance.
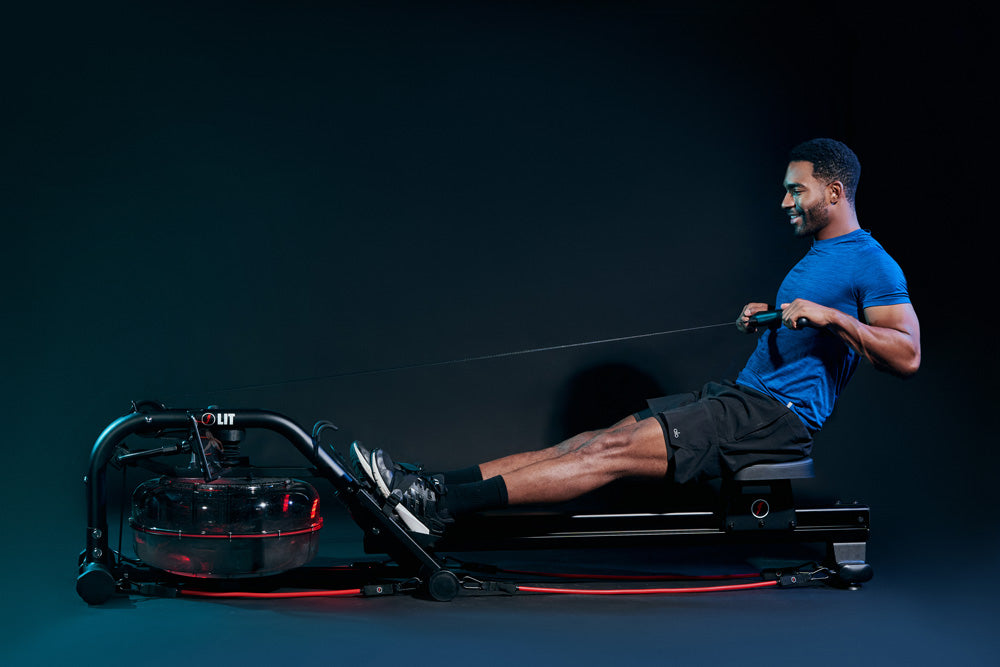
[440,476,508,516]
[439,465,483,485]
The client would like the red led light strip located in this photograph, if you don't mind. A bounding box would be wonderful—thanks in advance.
[132,518,323,539]
[181,588,361,599]
[501,568,760,581]
[517,580,779,595]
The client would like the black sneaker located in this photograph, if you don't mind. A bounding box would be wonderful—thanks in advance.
[387,473,455,536]
[350,443,423,494]
[369,448,428,498]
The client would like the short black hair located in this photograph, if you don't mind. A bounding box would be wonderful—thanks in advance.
[789,138,861,204]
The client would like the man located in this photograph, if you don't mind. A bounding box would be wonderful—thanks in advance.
[352,138,921,536]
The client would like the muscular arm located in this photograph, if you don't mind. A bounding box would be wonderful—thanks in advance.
[780,299,921,377]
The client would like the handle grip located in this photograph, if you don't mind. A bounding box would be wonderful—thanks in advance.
[747,309,810,329]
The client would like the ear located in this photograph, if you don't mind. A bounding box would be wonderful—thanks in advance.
[827,180,844,204]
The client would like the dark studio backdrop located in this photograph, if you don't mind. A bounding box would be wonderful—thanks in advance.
[1,0,995,662]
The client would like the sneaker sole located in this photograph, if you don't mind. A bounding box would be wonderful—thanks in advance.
[371,451,392,498]
[350,442,379,490]
[393,503,432,535]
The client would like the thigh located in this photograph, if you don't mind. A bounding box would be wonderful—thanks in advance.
[626,416,670,458]
[655,398,722,484]
[657,384,813,484]
[598,417,670,478]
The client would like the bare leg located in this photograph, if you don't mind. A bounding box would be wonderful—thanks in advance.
[478,415,638,480]
[501,416,667,505]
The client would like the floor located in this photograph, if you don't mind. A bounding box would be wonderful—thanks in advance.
[4,500,998,667]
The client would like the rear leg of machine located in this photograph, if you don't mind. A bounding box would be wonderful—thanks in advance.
[826,541,873,589]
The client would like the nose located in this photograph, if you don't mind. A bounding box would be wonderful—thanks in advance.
[781,191,794,210]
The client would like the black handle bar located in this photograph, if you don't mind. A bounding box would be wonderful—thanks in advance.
[747,309,810,329]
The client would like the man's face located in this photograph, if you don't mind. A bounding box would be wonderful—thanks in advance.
[782,160,832,237]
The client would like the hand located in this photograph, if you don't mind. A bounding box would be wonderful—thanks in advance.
[779,299,832,330]
[736,302,771,333]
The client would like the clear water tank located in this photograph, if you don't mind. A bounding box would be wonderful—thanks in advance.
[130,476,322,578]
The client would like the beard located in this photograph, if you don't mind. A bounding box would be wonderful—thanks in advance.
[793,200,831,237]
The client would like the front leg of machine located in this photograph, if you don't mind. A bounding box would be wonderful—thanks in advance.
[77,407,451,604]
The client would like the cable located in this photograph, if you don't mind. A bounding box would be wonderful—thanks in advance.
[177,580,776,599]
[174,563,777,599]
[180,589,361,599]
[498,568,760,581]
[448,557,761,582]
[173,320,734,398]
[517,580,778,595]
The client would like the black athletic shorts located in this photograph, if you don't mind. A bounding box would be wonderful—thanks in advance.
[635,380,813,485]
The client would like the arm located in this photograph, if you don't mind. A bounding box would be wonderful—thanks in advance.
[779,299,921,377]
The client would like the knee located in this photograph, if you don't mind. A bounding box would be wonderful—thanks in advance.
[575,421,667,479]
[553,429,601,456]
[581,426,634,460]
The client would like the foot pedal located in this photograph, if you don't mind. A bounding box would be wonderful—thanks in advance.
[378,490,432,535]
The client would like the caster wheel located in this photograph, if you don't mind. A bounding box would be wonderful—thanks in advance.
[425,570,460,602]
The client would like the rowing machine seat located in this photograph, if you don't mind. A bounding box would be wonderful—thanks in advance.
[723,458,815,533]
[734,458,815,481]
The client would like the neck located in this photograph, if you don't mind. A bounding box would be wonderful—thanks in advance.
[815,207,860,241]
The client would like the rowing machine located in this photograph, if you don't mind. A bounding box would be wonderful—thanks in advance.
[76,403,456,604]
[76,402,872,605]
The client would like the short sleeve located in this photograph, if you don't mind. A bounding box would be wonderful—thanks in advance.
[856,247,910,308]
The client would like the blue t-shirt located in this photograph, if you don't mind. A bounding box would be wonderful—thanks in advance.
[735,229,910,431]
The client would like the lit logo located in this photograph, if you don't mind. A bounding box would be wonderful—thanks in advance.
[201,412,235,426]
[751,499,770,519]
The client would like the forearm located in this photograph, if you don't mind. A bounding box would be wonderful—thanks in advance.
[825,309,921,377]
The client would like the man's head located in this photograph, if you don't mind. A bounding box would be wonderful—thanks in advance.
[789,138,861,204]
[783,138,861,239]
